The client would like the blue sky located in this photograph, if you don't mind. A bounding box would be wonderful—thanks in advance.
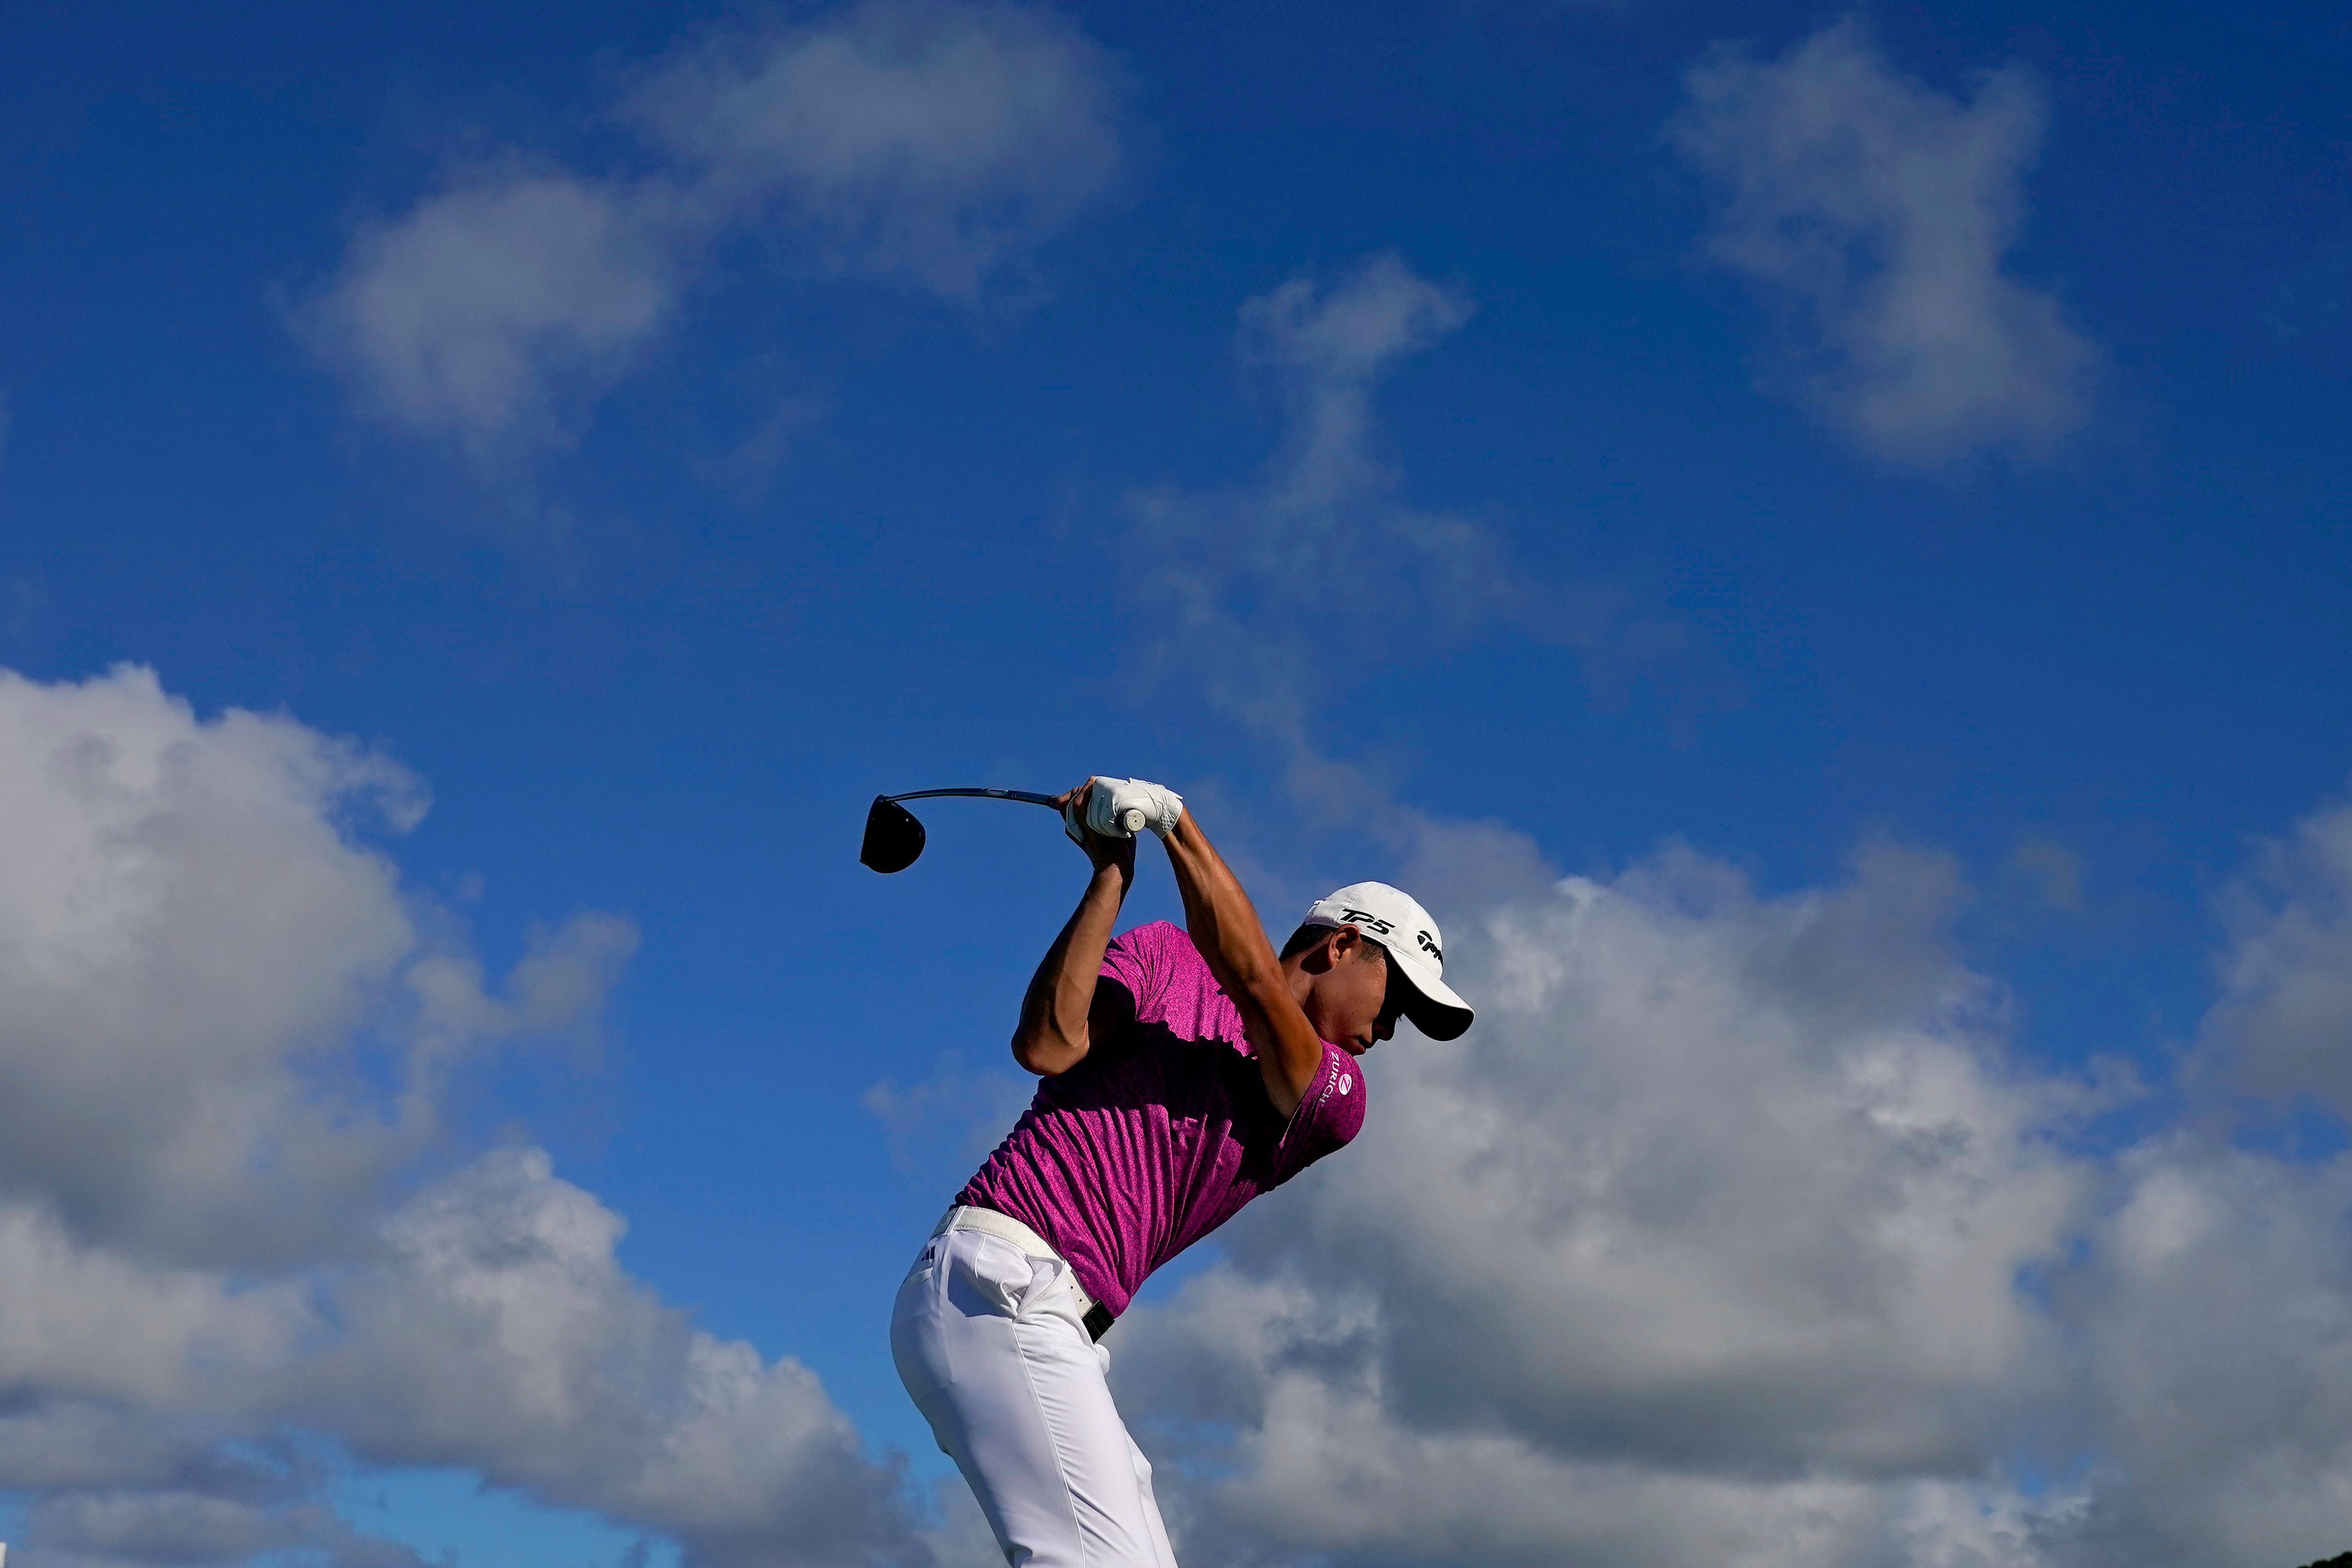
[1,3,2349,1565]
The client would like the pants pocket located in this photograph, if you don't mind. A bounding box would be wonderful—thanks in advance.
[1013,1255,1064,1318]
[943,1233,1034,1319]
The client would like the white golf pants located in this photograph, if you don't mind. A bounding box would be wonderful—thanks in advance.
[891,1220,1178,1568]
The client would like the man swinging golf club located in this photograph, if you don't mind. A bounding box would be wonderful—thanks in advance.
[890,776,1474,1567]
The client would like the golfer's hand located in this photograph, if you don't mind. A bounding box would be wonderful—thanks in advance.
[1055,779,1137,877]
[1081,776,1185,840]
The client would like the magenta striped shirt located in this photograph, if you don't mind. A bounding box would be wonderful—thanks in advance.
[955,921,1366,1317]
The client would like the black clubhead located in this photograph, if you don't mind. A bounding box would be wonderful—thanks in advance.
[859,796,927,873]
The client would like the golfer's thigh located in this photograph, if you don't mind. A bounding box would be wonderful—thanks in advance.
[895,1238,1172,1567]
[949,1318,1168,1567]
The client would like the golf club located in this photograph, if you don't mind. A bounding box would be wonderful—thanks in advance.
[860,788,1062,873]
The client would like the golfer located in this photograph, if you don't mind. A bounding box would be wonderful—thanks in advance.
[890,776,1474,1567]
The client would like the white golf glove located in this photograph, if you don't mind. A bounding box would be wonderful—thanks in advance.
[1067,777,1185,842]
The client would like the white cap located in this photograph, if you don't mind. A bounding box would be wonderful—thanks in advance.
[1302,882,1474,1041]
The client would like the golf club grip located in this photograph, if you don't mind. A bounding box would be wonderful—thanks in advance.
[884,787,1061,808]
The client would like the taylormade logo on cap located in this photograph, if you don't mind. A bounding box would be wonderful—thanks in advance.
[1302,881,1475,1041]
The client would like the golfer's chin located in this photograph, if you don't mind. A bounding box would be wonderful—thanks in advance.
[1341,1038,1375,1058]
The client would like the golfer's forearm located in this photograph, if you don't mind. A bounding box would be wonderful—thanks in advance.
[1161,816,1322,1112]
[1011,862,1127,1075]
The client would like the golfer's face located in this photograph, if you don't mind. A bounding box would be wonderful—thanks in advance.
[1317,938,1400,1057]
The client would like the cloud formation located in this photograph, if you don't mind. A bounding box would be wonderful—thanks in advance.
[0,666,918,1567]
[1124,253,1690,775]
[1115,834,2090,1565]
[2201,794,2352,1118]
[0,665,426,1265]
[630,0,1123,298]
[296,174,681,462]
[1081,243,2347,1568]
[315,1150,910,1567]
[1672,20,2098,464]
[297,0,1123,464]
[1097,812,2352,1567]
[2071,1139,2352,1567]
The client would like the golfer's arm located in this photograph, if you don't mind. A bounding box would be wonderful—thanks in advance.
[1160,815,1323,1117]
[1010,861,1129,1076]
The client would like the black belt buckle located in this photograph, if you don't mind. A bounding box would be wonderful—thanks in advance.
[1083,1302,1115,1341]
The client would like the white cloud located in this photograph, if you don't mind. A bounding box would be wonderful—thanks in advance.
[295,173,681,463]
[632,0,1123,297]
[0,1202,311,1411]
[1318,842,2077,1476]
[0,665,424,1264]
[1079,242,2343,1568]
[2200,794,2352,1117]
[1100,816,2352,1566]
[1142,1331,2073,1568]
[1061,175,2334,1568]
[1115,835,2091,1566]
[311,1149,912,1568]
[23,1496,429,1568]
[1124,254,1688,763]
[1237,252,1475,518]
[2067,1141,2352,1568]
[1672,19,2098,464]
[0,665,917,1566]
[18,659,2352,1567]
[298,0,1123,465]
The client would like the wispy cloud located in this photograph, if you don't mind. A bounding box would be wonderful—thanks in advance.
[0,665,921,1566]
[1123,253,1699,784]
[1672,19,2098,465]
[863,1054,1035,1174]
[628,0,1124,298]
[295,172,683,465]
[295,0,1124,469]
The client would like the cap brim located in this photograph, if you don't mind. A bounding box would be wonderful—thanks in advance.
[1383,944,1474,1041]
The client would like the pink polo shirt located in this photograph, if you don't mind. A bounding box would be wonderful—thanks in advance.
[954,921,1366,1318]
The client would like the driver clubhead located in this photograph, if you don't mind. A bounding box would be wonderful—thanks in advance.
[859,796,927,873]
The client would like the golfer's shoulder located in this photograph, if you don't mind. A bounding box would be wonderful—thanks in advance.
[1117,919,1192,957]
[1100,921,1215,1012]
[1100,919,1184,995]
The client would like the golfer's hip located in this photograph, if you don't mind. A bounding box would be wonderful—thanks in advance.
[889,1208,1101,1411]
[928,1206,1115,1336]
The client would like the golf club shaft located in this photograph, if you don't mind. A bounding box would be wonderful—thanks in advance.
[886,787,1060,808]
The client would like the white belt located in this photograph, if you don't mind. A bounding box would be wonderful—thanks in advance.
[934,1205,1107,1330]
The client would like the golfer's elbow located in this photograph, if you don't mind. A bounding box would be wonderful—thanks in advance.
[1011,1026,1085,1077]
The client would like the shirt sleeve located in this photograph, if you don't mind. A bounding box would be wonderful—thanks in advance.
[1272,1041,1367,1180]
[1097,921,1168,1020]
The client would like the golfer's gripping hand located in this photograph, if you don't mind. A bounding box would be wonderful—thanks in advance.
[1064,776,1184,843]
